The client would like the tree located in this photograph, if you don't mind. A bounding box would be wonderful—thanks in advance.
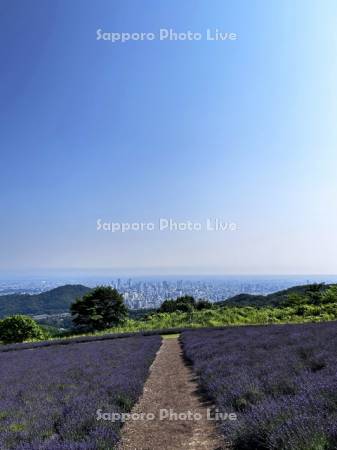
[195,299,213,310]
[283,293,308,307]
[321,286,337,304]
[71,286,127,331]
[159,296,196,313]
[0,315,44,344]
[158,299,176,313]
[306,283,326,305]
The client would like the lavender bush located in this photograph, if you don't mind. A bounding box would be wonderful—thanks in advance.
[181,322,337,449]
[0,335,161,449]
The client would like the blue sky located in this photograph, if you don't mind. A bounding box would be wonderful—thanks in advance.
[1,0,337,275]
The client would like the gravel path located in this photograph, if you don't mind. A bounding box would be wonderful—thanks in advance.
[119,337,224,450]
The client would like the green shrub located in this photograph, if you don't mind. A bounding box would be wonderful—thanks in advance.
[0,315,45,344]
[321,286,337,304]
[159,296,196,313]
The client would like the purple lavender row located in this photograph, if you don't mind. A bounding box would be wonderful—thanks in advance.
[181,322,337,449]
[0,335,161,449]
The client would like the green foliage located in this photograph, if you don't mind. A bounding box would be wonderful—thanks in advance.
[283,293,308,307]
[195,299,213,310]
[3,286,337,345]
[0,315,45,344]
[321,286,337,304]
[103,301,337,335]
[39,324,62,338]
[71,286,128,331]
[306,283,326,305]
[159,296,196,313]
[158,296,213,313]
[128,308,157,320]
[223,283,333,307]
[284,284,332,308]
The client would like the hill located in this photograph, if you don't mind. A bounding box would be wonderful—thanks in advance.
[221,283,331,307]
[0,285,91,318]
[0,282,334,320]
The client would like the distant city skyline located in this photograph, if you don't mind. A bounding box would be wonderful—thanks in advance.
[1,0,337,274]
[2,274,337,310]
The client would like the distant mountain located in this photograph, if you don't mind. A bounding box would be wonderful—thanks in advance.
[0,285,91,318]
[221,284,332,307]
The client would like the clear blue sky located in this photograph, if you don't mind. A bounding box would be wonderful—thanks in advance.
[1,0,337,275]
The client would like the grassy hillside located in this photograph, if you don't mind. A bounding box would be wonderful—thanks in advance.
[100,302,337,335]
[0,285,91,318]
[2,284,337,346]
[1,282,336,337]
[222,283,332,307]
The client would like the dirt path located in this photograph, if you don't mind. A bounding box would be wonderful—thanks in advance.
[119,337,224,450]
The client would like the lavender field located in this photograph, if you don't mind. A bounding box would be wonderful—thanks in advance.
[0,335,161,450]
[182,322,337,450]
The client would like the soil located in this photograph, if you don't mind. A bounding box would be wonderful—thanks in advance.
[119,337,225,450]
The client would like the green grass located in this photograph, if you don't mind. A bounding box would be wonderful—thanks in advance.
[104,302,337,335]
[2,302,337,347]
[161,333,180,339]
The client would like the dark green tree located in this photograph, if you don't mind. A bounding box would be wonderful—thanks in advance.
[321,285,337,304]
[195,299,213,310]
[283,293,308,307]
[159,296,196,313]
[0,315,44,344]
[71,286,127,331]
[306,283,326,305]
[158,299,176,313]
